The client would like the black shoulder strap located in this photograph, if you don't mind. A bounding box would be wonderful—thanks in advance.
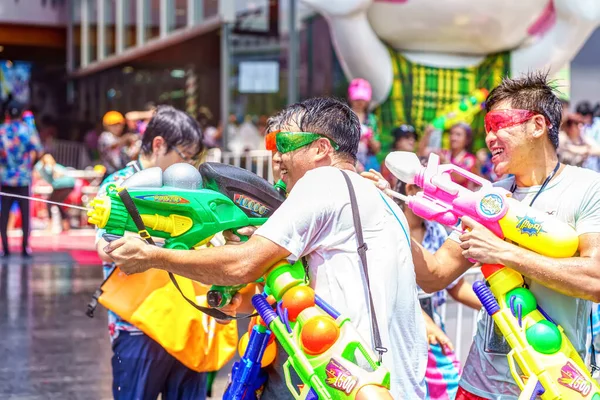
[116,188,250,321]
[340,170,388,362]
[591,310,599,374]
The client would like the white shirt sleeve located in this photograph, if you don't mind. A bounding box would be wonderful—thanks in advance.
[254,169,335,261]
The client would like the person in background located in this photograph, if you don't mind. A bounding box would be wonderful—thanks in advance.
[0,100,43,257]
[197,106,220,149]
[83,121,102,161]
[348,78,381,172]
[577,101,600,172]
[230,115,262,153]
[476,149,498,182]
[126,102,156,136]
[381,124,418,185]
[98,111,139,177]
[95,105,207,400]
[34,154,75,232]
[420,122,479,188]
[558,112,600,167]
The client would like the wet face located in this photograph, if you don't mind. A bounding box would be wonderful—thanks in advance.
[449,126,469,152]
[485,101,545,177]
[394,136,415,152]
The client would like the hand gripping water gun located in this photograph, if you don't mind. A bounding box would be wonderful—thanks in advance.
[430,88,489,131]
[385,151,600,400]
[225,260,393,400]
[87,162,287,308]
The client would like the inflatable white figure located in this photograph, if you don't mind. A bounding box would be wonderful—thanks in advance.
[301,0,600,150]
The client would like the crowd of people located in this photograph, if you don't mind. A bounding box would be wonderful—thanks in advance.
[96,71,600,400]
[3,71,600,400]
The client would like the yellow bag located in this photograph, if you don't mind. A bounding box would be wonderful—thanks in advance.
[97,267,237,372]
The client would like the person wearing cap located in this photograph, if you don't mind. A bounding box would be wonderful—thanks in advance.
[0,100,43,257]
[348,78,382,172]
[98,111,139,176]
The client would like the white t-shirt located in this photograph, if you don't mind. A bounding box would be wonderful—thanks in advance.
[255,166,428,399]
[457,165,600,399]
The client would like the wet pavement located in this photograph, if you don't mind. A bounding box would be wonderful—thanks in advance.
[0,252,113,399]
[0,231,477,399]
[0,241,232,400]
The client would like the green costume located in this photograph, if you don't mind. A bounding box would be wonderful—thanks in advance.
[376,49,510,154]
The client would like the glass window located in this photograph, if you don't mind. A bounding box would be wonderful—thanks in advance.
[105,0,117,57]
[123,0,137,48]
[172,0,187,31]
[88,0,98,63]
[73,0,81,69]
[145,0,160,41]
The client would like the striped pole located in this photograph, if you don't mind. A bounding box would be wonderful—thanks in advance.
[185,65,197,118]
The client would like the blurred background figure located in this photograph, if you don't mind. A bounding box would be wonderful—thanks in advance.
[98,111,139,177]
[558,112,600,167]
[126,102,156,137]
[34,154,75,232]
[348,78,381,172]
[229,115,262,153]
[0,99,43,257]
[381,124,418,184]
[197,106,220,149]
[577,101,600,172]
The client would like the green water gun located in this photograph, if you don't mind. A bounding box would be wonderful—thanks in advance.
[229,260,392,399]
[88,162,287,308]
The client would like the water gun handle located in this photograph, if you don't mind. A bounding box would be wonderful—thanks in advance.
[207,284,247,308]
[233,229,249,242]
[516,371,545,400]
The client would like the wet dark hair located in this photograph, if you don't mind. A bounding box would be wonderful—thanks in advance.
[141,105,204,157]
[271,97,360,161]
[485,71,562,149]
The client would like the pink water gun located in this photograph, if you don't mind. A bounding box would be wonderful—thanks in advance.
[383,152,578,258]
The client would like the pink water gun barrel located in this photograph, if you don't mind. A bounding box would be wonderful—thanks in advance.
[385,151,511,238]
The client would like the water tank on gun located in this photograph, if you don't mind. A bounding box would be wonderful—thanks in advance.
[198,163,286,218]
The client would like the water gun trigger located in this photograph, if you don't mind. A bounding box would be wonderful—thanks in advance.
[233,229,249,242]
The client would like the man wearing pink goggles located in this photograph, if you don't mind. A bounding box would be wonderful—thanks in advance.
[405,72,600,400]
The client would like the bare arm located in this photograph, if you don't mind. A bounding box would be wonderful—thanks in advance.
[412,238,472,294]
[447,277,482,310]
[459,215,600,302]
[105,234,291,286]
[491,233,600,302]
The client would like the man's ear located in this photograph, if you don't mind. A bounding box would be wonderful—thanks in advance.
[152,136,166,153]
[531,115,548,139]
[314,137,332,160]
